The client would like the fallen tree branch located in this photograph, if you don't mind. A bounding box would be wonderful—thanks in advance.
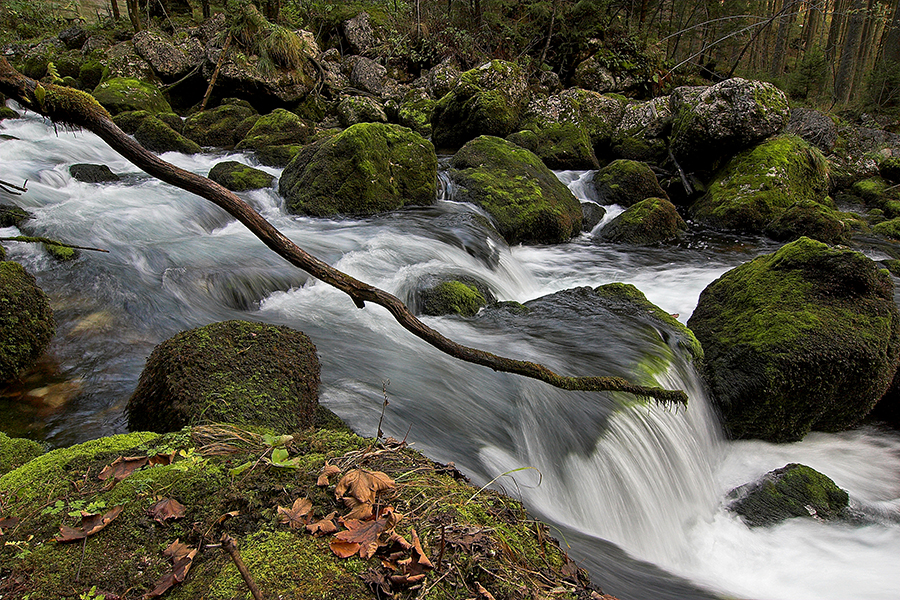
[0,58,688,406]
[0,178,28,195]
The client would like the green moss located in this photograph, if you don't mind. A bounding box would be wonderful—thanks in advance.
[134,116,201,155]
[449,136,582,244]
[597,197,686,245]
[207,161,274,192]
[691,135,830,234]
[236,108,310,151]
[764,199,849,244]
[421,281,486,317]
[0,105,19,120]
[730,463,849,527]
[77,60,107,91]
[593,159,667,207]
[42,243,77,261]
[112,110,151,134]
[688,237,900,441]
[507,122,597,170]
[183,102,258,148]
[126,321,320,434]
[0,432,44,476]
[880,156,900,183]
[873,217,900,241]
[0,261,56,383]
[280,122,437,217]
[0,204,30,227]
[397,95,435,137]
[91,77,172,115]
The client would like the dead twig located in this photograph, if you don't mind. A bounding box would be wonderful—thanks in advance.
[221,534,264,600]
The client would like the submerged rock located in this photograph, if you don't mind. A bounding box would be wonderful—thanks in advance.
[69,163,120,183]
[596,197,686,245]
[728,463,849,527]
[688,237,900,442]
[279,122,436,217]
[126,320,320,433]
[449,135,582,245]
[0,262,56,383]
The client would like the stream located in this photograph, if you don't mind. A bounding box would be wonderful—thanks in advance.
[1,111,899,600]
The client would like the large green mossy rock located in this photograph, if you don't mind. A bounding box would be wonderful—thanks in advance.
[449,136,582,245]
[764,199,851,245]
[0,432,44,476]
[235,108,310,151]
[279,123,437,216]
[507,123,597,170]
[690,135,831,235]
[0,426,595,599]
[134,116,201,154]
[420,280,487,317]
[728,463,849,527]
[207,161,274,191]
[431,59,529,149]
[182,100,258,148]
[126,321,320,433]
[0,261,56,383]
[596,197,686,245]
[688,237,900,442]
[593,159,667,207]
[91,77,172,115]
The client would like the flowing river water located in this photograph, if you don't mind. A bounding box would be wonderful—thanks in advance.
[1,111,899,599]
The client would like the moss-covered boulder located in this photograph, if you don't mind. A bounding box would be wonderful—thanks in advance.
[687,237,900,442]
[69,163,120,183]
[690,135,830,234]
[207,161,274,192]
[126,320,320,433]
[764,199,850,244]
[596,197,686,244]
[182,100,258,148]
[0,104,18,120]
[593,159,668,207]
[881,156,900,183]
[0,261,56,383]
[873,217,900,241]
[449,136,582,245]
[852,176,900,210]
[336,95,388,127]
[134,116,201,155]
[1,204,32,227]
[395,91,435,137]
[670,78,790,167]
[0,426,600,600]
[111,109,152,134]
[610,96,671,164]
[728,463,849,527]
[279,123,437,217]
[420,280,487,317]
[235,108,310,152]
[0,432,44,476]
[91,77,172,115]
[507,124,597,170]
[431,59,529,149]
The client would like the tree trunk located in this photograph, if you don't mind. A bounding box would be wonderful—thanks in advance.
[825,0,847,63]
[834,0,866,103]
[0,58,688,407]
[770,0,797,77]
[126,0,142,31]
[110,0,121,21]
[201,0,210,19]
[882,0,900,64]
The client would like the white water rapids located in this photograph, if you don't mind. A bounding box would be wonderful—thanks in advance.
[1,111,898,599]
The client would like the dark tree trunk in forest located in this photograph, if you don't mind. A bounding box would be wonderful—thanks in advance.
[825,0,847,63]
[770,0,797,77]
[834,0,866,103]
[110,0,121,21]
[126,0,142,31]
[883,0,900,64]
[0,58,688,408]
[201,0,211,19]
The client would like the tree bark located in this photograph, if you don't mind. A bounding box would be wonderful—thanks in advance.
[834,0,866,103]
[110,0,121,21]
[0,58,688,407]
[882,0,900,64]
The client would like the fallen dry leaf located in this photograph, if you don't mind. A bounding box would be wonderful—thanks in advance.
[317,463,341,486]
[362,568,392,595]
[54,506,124,543]
[341,497,374,520]
[149,497,186,525]
[98,456,149,483]
[475,582,497,600]
[144,539,198,599]
[388,529,433,587]
[307,511,338,536]
[217,510,240,524]
[0,516,20,535]
[332,507,401,560]
[148,452,175,466]
[334,469,395,506]
[277,497,312,529]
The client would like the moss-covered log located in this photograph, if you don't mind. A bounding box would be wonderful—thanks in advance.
[0,57,686,406]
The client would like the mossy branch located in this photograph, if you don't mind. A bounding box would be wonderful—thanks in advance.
[0,57,688,407]
[0,236,110,253]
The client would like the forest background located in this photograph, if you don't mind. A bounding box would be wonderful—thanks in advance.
[1,0,899,124]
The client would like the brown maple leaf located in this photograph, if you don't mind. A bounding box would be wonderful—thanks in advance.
[307,511,338,536]
[144,539,198,599]
[317,463,341,486]
[331,507,400,560]
[54,506,124,543]
[277,497,312,529]
[334,469,395,506]
[389,529,433,587]
[98,456,149,483]
[148,497,186,525]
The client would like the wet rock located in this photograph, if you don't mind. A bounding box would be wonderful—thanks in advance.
[432,60,529,150]
[0,262,56,383]
[596,197,686,245]
[786,108,837,153]
[688,237,900,442]
[279,122,436,216]
[610,96,671,163]
[670,78,790,167]
[208,161,274,192]
[593,159,667,207]
[336,95,388,127]
[728,463,849,527]
[126,320,320,433]
[58,25,87,51]
[183,100,259,148]
[449,135,581,244]
[419,279,488,317]
[581,202,606,231]
[92,77,172,115]
[342,12,378,55]
[134,116,201,154]
[69,164,120,183]
[0,204,30,227]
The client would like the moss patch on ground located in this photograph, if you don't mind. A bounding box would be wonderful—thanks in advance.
[0,425,599,600]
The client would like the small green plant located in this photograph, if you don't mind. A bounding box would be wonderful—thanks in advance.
[4,535,34,559]
[172,448,208,472]
[79,586,106,600]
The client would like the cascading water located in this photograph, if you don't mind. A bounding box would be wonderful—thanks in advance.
[1,111,898,600]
